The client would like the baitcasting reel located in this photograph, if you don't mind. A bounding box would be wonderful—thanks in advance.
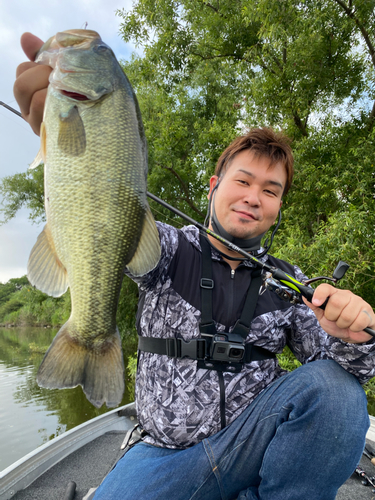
[260,261,350,305]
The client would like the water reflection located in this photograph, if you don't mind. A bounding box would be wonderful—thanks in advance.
[0,327,136,471]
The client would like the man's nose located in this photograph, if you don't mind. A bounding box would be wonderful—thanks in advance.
[243,186,261,205]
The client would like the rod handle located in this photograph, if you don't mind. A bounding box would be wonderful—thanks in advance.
[272,269,375,338]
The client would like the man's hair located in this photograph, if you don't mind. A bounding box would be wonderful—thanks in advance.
[215,128,294,196]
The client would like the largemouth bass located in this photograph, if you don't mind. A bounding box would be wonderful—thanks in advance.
[27,29,160,408]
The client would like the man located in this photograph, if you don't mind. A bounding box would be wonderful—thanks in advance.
[14,33,375,500]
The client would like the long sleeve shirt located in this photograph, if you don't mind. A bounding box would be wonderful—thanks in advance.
[126,222,375,449]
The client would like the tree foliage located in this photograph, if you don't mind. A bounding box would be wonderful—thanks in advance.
[0,276,71,326]
[121,53,243,224]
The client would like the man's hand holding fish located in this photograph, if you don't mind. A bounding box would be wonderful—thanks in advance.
[14,33,50,135]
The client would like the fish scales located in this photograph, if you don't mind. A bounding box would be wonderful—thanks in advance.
[27,29,160,408]
[46,90,144,334]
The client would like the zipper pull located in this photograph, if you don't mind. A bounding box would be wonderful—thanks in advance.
[231,269,235,279]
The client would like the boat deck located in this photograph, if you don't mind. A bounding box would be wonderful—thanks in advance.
[11,431,125,500]
[11,434,375,499]
[2,401,374,500]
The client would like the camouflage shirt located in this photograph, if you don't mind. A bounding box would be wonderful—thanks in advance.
[126,222,375,449]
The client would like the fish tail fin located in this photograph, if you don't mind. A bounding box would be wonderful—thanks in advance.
[126,205,161,276]
[37,321,125,408]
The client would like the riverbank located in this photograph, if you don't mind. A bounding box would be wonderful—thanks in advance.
[0,322,55,328]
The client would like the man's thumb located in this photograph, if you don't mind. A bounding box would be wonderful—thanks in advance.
[20,33,45,62]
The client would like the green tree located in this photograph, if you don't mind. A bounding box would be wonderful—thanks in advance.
[0,164,44,224]
[116,0,375,303]
[117,0,371,136]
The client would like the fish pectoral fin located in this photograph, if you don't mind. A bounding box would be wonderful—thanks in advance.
[58,105,86,156]
[29,148,44,169]
[37,322,125,409]
[27,224,69,297]
[126,205,161,276]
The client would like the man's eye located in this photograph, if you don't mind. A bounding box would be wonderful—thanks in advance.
[265,190,277,196]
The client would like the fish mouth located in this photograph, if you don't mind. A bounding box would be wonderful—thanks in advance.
[60,90,91,101]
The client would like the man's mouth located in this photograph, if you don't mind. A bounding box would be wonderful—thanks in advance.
[234,210,259,220]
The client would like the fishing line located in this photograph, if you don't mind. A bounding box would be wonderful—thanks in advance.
[0,100,39,135]
[149,204,185,229]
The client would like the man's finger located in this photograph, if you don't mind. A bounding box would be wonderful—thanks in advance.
[320,291,351,324]
[310,283,337,308]
[15,61,38,79]
[348,310,375,334]
[28,88,48,135]
[13,64,52,123]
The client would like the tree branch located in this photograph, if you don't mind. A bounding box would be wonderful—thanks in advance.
[333,0,375,68]
[293,112,308,137]
[155,161,205,218]
[190,51,243,61]
[367,100,375,132]
[199,1,224,17]
[333,0,375,129]
[283,42,287,65]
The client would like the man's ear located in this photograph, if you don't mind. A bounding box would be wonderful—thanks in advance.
[208,175,219,199]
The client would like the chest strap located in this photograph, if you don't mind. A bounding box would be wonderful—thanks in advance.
[138,335,274,365]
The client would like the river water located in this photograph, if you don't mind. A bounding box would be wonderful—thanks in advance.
[0,326,135,472]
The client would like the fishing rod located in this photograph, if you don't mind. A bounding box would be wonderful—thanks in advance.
[0,101,22,117]
[147,192,375,338]
[3,100,375,337]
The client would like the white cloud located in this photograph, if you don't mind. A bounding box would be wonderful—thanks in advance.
[0,0,140,283]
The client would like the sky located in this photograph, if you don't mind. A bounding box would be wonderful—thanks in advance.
[0,0,139,283]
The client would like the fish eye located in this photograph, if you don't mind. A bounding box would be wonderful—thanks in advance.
[94,44,109,54]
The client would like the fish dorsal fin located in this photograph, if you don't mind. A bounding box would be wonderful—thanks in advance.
[58,106,86,156]
[126,206,161,276]
[27,224,69,297]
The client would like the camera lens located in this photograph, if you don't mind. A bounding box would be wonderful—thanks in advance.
[229,348,243,359]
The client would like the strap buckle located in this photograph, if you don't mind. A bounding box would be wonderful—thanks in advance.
[200,278,214,289]
[166,338,206,360]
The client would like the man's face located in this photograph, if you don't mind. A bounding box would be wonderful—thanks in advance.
[208,150,286,240]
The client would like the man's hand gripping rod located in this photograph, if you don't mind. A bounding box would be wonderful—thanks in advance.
[147,192,375,338]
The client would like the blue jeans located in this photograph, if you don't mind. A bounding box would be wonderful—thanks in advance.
[93,360,369,500]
